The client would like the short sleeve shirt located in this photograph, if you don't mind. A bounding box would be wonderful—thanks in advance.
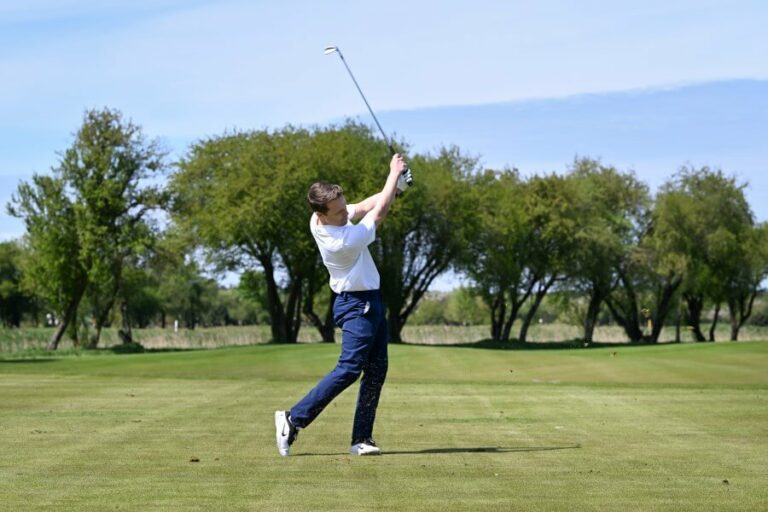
[310,204,380,293]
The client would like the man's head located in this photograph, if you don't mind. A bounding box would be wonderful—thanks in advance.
[308,181,348,226]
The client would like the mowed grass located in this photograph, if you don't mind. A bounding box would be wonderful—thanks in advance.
[1,342,767,511]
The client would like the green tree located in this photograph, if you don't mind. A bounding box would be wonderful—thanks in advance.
[657,167,755,342]
[9,108,166,349]
[237,270,272,325]
[172,123,472,343]
[628,177,694,343]
[566,159,650,344]
[372,147,478,342]
[0,241,32,327]
[171,123,388,342]
[515,173,579,343]
[459,169,530,341]
[444,287,489,326]
[720,222,768,340]
[155,257,216,329]
[118,263,163,328]
[67,109,166,347]
[10,175,88,348]
[409,293,448,325]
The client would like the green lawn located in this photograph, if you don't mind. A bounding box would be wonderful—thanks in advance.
[1,342,766,511]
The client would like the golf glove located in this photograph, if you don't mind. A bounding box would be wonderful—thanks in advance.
[397,168,413,192]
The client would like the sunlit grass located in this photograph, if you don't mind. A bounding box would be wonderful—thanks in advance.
[1,341,766,511]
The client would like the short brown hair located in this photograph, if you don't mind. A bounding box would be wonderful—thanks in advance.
[307,181,344,213]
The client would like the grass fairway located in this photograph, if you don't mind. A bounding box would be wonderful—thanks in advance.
[1,342,767,511]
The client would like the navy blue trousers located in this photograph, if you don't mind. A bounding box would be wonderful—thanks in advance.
[290,289,388,443]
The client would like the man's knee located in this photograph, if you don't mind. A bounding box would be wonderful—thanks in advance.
[334,360,364,385]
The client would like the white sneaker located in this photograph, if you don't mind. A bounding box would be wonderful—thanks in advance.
[275,411,297,457]
[350,439,381,456]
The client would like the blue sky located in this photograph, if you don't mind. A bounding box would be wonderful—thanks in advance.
[1,0,767,247]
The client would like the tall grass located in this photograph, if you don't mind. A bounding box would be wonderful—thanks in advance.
[1,322,766,354]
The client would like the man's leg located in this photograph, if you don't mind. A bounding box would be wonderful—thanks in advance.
[289,294,377,430]
[351,299,388,444]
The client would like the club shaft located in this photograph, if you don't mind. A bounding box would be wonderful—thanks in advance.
[335,50,395,155]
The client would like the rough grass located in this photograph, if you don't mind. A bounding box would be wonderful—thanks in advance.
[2,323,768,353]
[1,341,766,511]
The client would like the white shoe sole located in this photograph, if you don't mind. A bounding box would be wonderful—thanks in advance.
[350,444,381,456]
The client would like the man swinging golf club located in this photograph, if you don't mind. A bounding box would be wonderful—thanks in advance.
[275,153,410,456]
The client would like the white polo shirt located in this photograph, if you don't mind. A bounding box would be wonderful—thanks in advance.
[310,204,380,293]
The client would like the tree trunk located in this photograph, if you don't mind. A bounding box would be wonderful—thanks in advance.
[304,289,336,343]
[727,298,745,341]
[500,301,521,343]
[519,276,557,344]
[708,302,721,341]
[684,293,707,342]
[583,290,602,345]
[729,302,740,341]
[89,323,104,350]
[260,258,289,342]
[47,284,87,350]
[604,268,646,343]
[88,289,119,349]
[648,276,682,343]
[490,294,505,342]
[727,287,758,342]
[501,278,537,342]
[118,300,133,344]
[284,276,303,342]
[320,295,336,343]
[388,309,404,343]
[48,317,70,350]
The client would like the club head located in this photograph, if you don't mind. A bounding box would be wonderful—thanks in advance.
[323,46,339,55]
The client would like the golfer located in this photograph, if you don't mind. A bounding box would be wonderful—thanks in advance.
[275,153,409,456]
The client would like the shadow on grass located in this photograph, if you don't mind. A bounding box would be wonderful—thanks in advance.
[296,444,581,456]
[404,338,661,351]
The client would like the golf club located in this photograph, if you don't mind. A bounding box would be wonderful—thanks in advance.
[324,45,413,187]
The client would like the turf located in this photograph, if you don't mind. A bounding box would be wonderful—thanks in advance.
[1,341,766,511]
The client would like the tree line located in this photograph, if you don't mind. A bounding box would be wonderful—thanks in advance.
[4,108,767,349]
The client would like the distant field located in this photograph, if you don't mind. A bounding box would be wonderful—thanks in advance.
[1,341,766,511]
[1,323,767,353]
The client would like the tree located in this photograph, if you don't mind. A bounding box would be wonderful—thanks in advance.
[459,169,530,341]
[10,175,88,348]
[515,173,579,343]
[118,263,163,328]
[10,109,166,349]
[0,241,32,327]
[657,167,755,342]
[566,159,650,344]
[372,147,478,342]
[444,287,489,326]
[626,177,697,343]
[598,168,698,345]
[172,123,388,342]
[720,222,768,340]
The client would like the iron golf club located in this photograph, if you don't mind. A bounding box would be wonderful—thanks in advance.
[324,45,413,186]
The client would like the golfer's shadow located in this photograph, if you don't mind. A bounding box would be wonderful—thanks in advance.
[296,445,580,456]
[386,445,580,455]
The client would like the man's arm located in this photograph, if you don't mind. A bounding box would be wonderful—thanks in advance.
[348,193,382,222]
[364,154,407,227]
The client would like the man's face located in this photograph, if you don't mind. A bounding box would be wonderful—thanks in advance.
[317,196,348,226]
